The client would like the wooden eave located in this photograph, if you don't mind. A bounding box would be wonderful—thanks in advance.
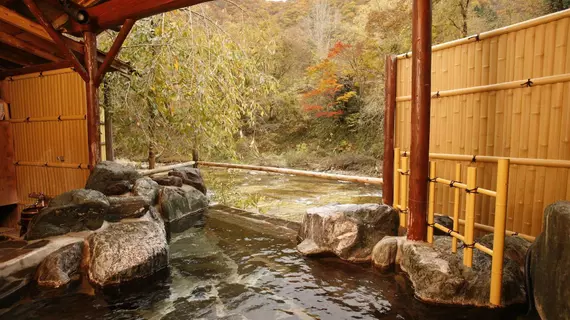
[0,0,131,79]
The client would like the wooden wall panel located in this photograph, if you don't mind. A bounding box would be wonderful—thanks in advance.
[395,12,570,237]
[2,69,89,227]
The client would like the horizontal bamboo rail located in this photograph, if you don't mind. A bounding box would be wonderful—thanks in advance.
[198,161,383,185]
[14,161,90,169]
[5,115,87,123]
[139,161,196,176]
[433,223,494,256]
[396,8,570,59]
[396,73,570,102]
[140,161,383,185]
[401,152,570,169]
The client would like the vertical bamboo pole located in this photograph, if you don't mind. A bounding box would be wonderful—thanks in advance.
[490,159,510,306]
[383,55,398,205]
[84,31,101,169]
[400,155,409,228]
[408,0,432,241]
[394,147,401,209]
[427,161,436,243]
[452,163,461,253]
[463,166,477,267]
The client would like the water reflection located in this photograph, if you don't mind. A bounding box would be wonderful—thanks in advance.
[1,216,523,320]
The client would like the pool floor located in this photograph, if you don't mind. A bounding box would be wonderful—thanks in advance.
[0,216,527,320]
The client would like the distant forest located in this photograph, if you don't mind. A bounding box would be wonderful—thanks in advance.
[101,0,569,172]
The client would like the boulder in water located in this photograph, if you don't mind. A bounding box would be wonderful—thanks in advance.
[297,204,399,263]
[26,189,109,240]
[400,235,529,307]
[35,241,83,288]
[86,219,168,287]
[531,201,570,319]
[372,236,405,271]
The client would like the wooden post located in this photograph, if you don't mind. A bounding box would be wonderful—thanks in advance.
[408,0,432,241]
[427,161,436,243]
[463,166,477,267]
[103,77,114,161]
[84,31,101,168]
[490,159,510,305]
[383,55,397,205]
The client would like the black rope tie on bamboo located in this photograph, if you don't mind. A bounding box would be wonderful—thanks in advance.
[78,163,82,169]
[471,155,477,163]
[461,241,478,249]
[405,52,411,58]
[512,232,519,237]
[446,228,457,236]
[428,177,437,183]
[522,79,533,87]
[433,91,441,99]
[468,34,480,42]
[449,180,457,188]
[25,116,30,122]
[466,187,479,194]
[58,115,62,121]
[38,72,44,78]
[400,170,410,176]
[8,76,13,82]
[399,208,409,214]
[14,161,19,166]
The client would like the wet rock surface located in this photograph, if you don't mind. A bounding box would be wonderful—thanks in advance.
[132,177,160,205]
[26,189,109,240]
[168,167,207,194]
[35,241,83,288]
[372,236,405,270]
[159,185,208,223]
[297,204,399,263]
[105,196,150,222]
[532,201,570,320]
[152,175,183,187]
[85,161,141,195]
[87,219,168,287]
[400,235,529,307]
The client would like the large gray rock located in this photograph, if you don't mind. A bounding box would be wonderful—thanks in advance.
[400,235,529,307]
[85,161,141,195]
[132,177,160,205]
[434,215,454,236]
[35,241,83,288]
[86,219,168,287]
[168,167,207,194]
[296,204,399,263]
[26,189,109,240]
[532,201,570,320]
[159,185,208,224]
[105,196,150,222]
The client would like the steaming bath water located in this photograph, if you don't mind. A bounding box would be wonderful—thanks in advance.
[0,215,524,320]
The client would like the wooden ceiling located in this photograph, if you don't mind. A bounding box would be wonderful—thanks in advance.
[0,0,214,79]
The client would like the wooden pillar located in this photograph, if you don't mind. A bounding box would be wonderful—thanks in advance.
[407,0,432,241]
[383,55,397,205]
[84,31,101,168]
[103,78,114,161]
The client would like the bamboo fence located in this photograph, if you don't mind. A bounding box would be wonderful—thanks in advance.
[394,9,570,237]
[0,69,90,226]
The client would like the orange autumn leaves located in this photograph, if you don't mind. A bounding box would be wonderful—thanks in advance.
[302,41,356,119]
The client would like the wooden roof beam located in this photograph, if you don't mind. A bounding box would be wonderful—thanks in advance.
[70,0,212,33]
[0,31,61,62]
[0,61,72,79]
[94,18,134,86]
[23,0,88,81]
